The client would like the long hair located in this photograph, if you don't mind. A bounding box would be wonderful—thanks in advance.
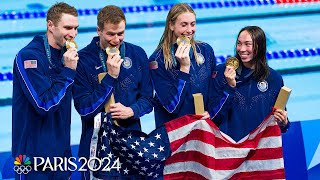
[235,26,269,81]
[157,3,200,69]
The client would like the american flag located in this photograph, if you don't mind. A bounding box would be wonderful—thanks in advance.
[24,60,37,69]
[91,113,285,179]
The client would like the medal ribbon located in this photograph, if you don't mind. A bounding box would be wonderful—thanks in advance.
[43,35,65,68]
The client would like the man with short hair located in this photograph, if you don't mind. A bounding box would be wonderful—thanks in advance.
[73,5,154,179]
[12,2,79,179]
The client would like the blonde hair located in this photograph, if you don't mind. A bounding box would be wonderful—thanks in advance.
[157,3,200,69]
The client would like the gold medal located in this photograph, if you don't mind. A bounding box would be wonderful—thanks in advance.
[176,35,190,45]
[66,39,78,50]
[226,57,239,70]
[105,46,120,55]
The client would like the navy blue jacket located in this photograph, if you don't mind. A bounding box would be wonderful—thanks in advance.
[149,42,216,127]
[73,37,153,158]
[209,64,289,141]
[12,35,76,159]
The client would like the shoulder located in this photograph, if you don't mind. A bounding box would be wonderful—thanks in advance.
[266,67,283,87]
[268,67,283,81]
[195,41,214,52]
[125,42,146,54]
[78,38,100,66]
[149,48,163,62]
[215,64,226,72]
[79,37,98,56]
[17,36,44,63]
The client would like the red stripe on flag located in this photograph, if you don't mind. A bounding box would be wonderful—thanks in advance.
[164,113,285,179]
[165,114,203,132]
[170,125,281,152]
[166,147,283,170]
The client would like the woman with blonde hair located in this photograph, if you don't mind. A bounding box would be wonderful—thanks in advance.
[149,3,216,127]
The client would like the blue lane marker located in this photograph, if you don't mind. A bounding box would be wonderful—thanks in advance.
[0,0,277,21]
[215,47,320,63]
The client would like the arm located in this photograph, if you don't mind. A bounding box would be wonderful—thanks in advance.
[129,49,154,118]
[150,52,191,114]
[73,55,116,120]
[14,50,76,116]
[273,77,290,132]
[208,66,235,125]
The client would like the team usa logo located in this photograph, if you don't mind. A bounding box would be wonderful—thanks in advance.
[257,80,268,92]
[122,57,132,69]
[13,154,32,175]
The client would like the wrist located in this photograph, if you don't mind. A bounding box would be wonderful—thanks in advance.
[107,72,118,79]
[180,66,190,73]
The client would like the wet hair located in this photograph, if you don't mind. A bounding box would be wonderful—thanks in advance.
[235,26,269,81]
[157,3,200,69]
[97,5,126,30]
[46,2,78,26]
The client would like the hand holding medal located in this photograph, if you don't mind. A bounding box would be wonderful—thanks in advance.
[66,39,78,50]
[105,46,123,79]
[176,35,190,45]
[176,36,191,73]
[63,39,79,70]
[225,57,239,70]
[224,57,239,88]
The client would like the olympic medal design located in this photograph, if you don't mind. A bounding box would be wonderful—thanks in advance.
[226,57,239,70]
[106,46,120,55]
[176,35,190,45]
[66,39,78,50]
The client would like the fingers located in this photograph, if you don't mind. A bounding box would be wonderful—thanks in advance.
[176,43,189,55]
[175,42,191,69]
[273,109,288,126]
[175,42,191,59]
[109,103,134,119]
[224,66,236,87]
[107,54,124,67]
[200,111,210,120]
[63,48,79,70]
[64,48,79,61]
[106,54,123,78]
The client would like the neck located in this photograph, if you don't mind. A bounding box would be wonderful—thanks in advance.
[243,62,254,69]
[46,32,61,50]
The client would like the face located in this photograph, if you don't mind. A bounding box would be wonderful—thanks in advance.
[97,20,125,50]
[169,12,196,43]
[236,30,254,68]
[48,13,78,49]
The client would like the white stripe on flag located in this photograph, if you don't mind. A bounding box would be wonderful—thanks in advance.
[171,137,282,159]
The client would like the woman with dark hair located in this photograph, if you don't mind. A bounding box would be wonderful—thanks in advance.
[209,26,290,141]
[149,3,216,127]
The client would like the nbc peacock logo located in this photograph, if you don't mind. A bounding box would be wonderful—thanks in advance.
[13,154,32,174]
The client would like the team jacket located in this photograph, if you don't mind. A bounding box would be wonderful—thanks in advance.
[73,37,154,158]
[209,64,290,141]
[149,42,216,127]
[12,35,76,159]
